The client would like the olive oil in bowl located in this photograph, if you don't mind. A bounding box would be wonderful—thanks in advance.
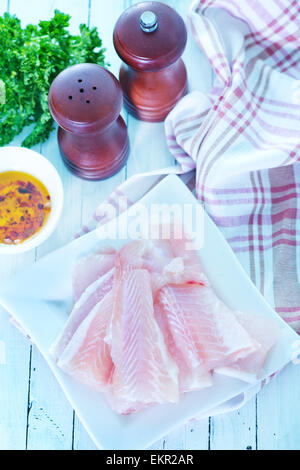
[0,171,51,245]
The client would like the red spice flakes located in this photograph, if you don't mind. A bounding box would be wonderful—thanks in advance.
[0,171,52,244]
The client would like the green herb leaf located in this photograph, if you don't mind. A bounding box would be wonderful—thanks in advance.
[0,10,107,147]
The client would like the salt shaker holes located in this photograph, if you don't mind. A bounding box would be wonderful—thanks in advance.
[48,63,129,180]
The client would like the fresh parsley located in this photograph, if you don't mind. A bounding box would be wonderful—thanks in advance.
[0,10,106,147]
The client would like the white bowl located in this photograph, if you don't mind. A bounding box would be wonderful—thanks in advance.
[0,146,63,254]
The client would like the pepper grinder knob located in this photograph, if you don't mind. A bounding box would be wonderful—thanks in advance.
[113,1,188,122]
[140,11,158,33]
[48,63,129,180]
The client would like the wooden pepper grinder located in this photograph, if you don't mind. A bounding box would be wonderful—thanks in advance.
[48,63,129,180]
[113,1,188,122]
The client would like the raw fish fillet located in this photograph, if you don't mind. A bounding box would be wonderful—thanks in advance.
[119,238,208,294]
[57,290,114,391]
[118,238,172,275]
[151,256,208,295]
[119,239,175,293]
[118,239,150,269]
[141,239,173,273]
[72,248,116,300]
[154,302,213,392]
[50,268,114,361]
[156,284,260,378]
[215,312,280,383]
[149,222,207,282]
[107,258,179,414]
[52,221,278,416]
[146,225,208,291]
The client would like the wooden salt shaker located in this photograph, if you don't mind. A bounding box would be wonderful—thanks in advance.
[48,63,129,180]
[113,1,188,122]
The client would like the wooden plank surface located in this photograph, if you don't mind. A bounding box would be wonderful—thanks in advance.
[0,0,300,451]
[257,362,300,450]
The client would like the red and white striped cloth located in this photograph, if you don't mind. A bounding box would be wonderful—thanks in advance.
[77,0,300,334]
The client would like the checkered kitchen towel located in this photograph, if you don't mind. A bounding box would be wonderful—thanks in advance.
[77,0,300,334]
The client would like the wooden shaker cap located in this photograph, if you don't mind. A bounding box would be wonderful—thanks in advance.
[113,1,187,71]
[48,63,129,181]
[48,63,123,133]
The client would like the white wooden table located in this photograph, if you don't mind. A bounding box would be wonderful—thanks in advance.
[0,0,300,451]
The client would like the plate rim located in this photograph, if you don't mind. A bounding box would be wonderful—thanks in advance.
[0,173,299,450]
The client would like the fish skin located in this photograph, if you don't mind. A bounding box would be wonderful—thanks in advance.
[50,268,114,361]
[57,290,114,391]
[107,257,179,414]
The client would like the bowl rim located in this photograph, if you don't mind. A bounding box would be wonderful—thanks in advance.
[0,146,64,254]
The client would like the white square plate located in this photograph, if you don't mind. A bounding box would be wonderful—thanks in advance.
[0,174,298,450]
